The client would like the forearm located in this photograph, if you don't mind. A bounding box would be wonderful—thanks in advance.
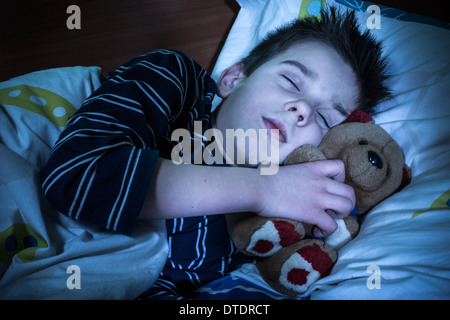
[139,158,261,220]
[139,158,356,238]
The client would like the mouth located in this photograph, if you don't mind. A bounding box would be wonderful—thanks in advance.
[263,117,287,143]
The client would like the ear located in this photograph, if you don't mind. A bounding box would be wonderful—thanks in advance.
[216,62,245,98]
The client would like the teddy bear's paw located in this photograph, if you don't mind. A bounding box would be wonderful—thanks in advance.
[246,220,304,257]
[325,216,359,250]
[278,240,337,295]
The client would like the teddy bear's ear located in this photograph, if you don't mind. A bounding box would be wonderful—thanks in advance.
[342,110,374,124]
[399,165,412,191]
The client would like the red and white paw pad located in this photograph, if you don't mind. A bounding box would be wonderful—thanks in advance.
[246,220,302,257]
[279,243,334,294]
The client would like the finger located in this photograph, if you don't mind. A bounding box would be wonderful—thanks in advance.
[325,209,338,219]
[324,180,356,216]
[312,212,337,238]
[322,193,355,219]
[312,226,325,238]
[314,160,346,183]
[325,177,354,197]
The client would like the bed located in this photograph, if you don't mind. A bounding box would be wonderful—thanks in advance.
[1,0,449,300]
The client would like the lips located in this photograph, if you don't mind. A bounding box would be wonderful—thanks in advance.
[263,117,287,143]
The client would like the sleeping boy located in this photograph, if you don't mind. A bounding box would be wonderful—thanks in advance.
[40,7,391,298]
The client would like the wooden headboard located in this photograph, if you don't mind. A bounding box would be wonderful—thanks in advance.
[0,0,447,82]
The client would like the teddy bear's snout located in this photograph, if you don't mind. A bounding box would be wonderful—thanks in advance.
[343,144,388,192]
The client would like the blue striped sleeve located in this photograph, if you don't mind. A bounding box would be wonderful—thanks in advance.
[40,50,217,235]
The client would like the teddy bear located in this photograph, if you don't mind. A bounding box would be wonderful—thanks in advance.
[226,110,411,296]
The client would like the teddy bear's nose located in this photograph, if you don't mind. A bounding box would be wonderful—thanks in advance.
[368,151,383,169]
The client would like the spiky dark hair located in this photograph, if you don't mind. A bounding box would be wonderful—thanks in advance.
[241,6,391,114]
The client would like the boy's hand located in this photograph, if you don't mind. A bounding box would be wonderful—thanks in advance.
[257,160,355,238]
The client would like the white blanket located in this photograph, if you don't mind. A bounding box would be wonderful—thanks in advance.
[0,67,169,299]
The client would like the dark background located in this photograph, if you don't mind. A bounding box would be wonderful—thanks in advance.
[1,0,448,81]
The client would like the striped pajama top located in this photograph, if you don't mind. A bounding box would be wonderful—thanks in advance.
[40,50,246,297]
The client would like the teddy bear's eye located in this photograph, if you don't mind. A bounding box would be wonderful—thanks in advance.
[359,140,368,145]
[368,151,383,169]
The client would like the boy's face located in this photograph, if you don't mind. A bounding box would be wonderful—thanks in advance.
[215,40,360,165]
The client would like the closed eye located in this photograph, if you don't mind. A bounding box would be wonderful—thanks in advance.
[281,75,300,92]
[317,112,330,128]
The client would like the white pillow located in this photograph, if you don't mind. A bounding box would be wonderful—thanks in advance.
[213,0,450,299]
[312,1,450,300]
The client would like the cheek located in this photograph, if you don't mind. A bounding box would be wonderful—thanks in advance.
[302,126,325,148]
[227,85,255,112]
[278,129,324,163]
[227,89,267,122]
[219,98,257,133]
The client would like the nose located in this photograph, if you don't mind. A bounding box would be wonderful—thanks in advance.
[284,100,312,126]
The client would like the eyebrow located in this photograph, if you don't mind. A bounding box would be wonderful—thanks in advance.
[281,60,350,118]
[333,102,350,118]
[281,60,317,80]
